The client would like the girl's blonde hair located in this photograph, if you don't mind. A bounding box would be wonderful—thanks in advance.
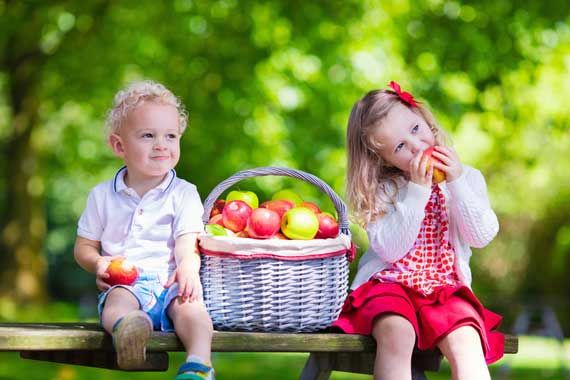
[105,80,188,139]
[346,88,448,226]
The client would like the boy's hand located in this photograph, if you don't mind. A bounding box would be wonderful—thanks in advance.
[431,146,463,182]
[164,258,202,302]
[94,256,116,292]
[409,151,433,188]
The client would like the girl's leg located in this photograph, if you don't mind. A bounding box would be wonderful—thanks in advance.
[437,325,490,380]
[371,314,416,380]
[100,287,141,333]
[168,298,214,363]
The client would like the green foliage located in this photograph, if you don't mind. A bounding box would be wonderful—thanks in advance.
[1,0,570,327]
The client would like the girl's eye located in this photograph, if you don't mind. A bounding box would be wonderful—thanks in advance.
[167,134,178,139]
[395,143,404,153]
[412,124,419,133]
[142,133,153,138]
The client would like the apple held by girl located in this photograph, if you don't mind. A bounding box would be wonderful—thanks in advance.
[206,189,339,240]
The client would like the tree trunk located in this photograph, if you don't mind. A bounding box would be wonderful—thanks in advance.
[0,82,47,304]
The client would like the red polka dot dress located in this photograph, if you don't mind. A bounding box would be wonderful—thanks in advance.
[333,184,505,364]
[375,184,459,295]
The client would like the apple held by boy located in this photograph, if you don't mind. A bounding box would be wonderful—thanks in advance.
[281,207,319,240]
[105,258,139,286]
[226,190,259,209]
[259,199,295,219]
[222,200,253,232]
[247,208,281,239]
[423,147,446,184]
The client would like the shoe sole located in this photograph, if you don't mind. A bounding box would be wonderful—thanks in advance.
[115,311,152,370]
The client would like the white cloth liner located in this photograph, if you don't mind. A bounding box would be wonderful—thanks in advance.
[199,233,352,260]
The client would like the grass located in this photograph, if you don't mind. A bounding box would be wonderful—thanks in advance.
[0,336,569,379]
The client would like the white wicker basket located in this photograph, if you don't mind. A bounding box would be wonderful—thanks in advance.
[199,167,353,332]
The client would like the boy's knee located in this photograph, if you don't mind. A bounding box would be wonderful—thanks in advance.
[170,301,213,333]
[104,287,139,307]
[372,314,415,353]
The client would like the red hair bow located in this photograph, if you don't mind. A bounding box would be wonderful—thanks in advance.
[389,81,418,107]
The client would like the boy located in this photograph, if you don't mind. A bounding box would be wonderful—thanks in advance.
[74,80,214,379]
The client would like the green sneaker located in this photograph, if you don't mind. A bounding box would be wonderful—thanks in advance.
[175,361,215,380]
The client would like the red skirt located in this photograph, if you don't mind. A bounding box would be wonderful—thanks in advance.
[332,279,505,364]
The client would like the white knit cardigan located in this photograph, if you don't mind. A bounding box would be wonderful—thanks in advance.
[351,165,499,290]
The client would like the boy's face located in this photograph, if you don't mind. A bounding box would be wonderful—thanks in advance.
[373,103,435,173]
[110,102,181,180]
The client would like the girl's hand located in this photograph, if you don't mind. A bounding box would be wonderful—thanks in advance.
[95,256,115,292]
[432,146,463,182]
[409,151,433,188]
[164,259,202,303]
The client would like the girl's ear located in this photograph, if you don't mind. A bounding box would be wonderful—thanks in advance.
[108,133,125,157]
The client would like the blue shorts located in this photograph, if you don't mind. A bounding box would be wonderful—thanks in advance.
[97,273,180,332]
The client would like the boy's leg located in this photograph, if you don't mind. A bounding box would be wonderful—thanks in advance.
[101,287,153,370]
[168,298,213,362]
[371,314,416,380]
[168,298,214,379]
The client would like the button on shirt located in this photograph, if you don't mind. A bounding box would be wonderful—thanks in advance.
[77,167,205,277]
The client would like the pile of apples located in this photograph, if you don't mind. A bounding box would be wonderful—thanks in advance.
[206,189,339,240]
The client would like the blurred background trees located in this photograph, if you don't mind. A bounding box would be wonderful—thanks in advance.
[1,0,569,332]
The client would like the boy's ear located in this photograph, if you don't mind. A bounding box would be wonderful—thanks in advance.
[108,133,125,157]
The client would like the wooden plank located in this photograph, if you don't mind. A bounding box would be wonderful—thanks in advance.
[20,350,169,371]
[299,353,332,380]
[0,323,518,354]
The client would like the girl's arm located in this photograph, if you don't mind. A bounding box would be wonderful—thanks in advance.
[368,181,431,263]
[446,168,499,248]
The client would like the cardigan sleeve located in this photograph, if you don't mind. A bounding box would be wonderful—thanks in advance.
[445,167,499,248]
[367,181,431,263]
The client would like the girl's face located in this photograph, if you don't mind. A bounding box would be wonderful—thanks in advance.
[110,102,181,181]
[373,102,435,172]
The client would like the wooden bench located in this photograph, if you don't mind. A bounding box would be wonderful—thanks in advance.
[0,323,518,379]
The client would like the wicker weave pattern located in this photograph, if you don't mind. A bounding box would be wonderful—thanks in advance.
[200,166,351,332]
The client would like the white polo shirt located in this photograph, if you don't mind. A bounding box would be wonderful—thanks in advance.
[77,166,204,277]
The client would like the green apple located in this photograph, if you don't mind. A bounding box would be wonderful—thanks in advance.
[226,190,259,209]
[281,207,319,240]
[349,222,369,281]
[271,189,303,206]
[205,224,228,236]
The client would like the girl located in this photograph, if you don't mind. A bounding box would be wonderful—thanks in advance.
[333,82,504,380]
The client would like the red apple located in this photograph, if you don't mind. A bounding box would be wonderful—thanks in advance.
[235,230,250,238]
[300,201,321,214]
[208,214,224,226]
[247,208,281,239]
[281,207,319,240]
[423,147,446,184]
[260,199,295,219]
[315,213,340,239]
[272,232,289,240]
[222,200,252,232]
[226,190,259,209]
[210,199,226,218]
[105,258,139,286]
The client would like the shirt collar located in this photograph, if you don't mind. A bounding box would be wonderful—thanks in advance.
[113,166,176,193]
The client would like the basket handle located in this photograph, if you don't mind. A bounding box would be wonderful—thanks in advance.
[202,166,350,235]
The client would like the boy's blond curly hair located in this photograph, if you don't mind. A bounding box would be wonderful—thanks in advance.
[105,80,188,139]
